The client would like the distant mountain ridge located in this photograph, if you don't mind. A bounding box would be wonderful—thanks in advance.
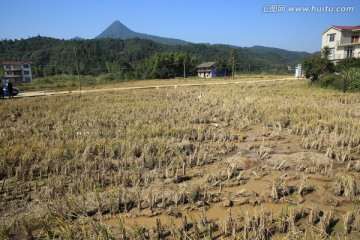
[72,36,85,41]
[94,20,312,59]
[95,20,189,45]
[244,45,311,65]
[0,20,311,79]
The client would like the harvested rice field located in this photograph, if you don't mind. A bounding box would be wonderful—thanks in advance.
[0,79,360,239]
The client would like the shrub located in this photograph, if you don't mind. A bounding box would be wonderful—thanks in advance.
[336,58,360,72]
[312,68,360,92]
[303,54,335,80]
[344,68,360,92]
[315,73,341,89]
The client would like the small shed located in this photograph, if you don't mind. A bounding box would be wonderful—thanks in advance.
[196,62,226,78]
[196,62,216,78]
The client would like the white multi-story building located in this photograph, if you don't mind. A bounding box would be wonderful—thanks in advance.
[322,25,360,63]
[2,61,33,83]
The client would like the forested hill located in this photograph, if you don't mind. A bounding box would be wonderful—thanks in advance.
[246,46,311,65]
[0,36,311,79]
[95,20,189,46]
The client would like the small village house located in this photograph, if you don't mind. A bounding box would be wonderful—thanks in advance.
[2,61,33,83]
[196,62,226,78]
[322,25,360,63]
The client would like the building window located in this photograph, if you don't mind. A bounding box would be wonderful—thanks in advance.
[327,33,336,42]
[24,71,30,75]
[351,36,359,43]
[23,64,29,68]
[345,46,354,58]
[5,65,11,69]
[329,48,335,59]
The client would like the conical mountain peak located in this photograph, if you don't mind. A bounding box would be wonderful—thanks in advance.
[95,20,189,45]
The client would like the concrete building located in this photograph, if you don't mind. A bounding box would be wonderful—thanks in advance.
[2,61,33,83]
[322,25,360,63]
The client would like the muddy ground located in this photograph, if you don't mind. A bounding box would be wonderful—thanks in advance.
[101,124,360,239]
[0,81,359,239]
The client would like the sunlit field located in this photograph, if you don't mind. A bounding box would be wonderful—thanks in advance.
[0,80,359,239]
[16,74,292,92]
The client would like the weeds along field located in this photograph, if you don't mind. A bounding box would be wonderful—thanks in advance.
[0,80,360,239]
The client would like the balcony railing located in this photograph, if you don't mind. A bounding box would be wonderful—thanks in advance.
[4,67,22,71]
[3,74,23,77]
[328,53,360,60]
[336,40,360,46]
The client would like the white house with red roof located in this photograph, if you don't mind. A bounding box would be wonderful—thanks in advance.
[2,61,33,83]
[322,25,360,63]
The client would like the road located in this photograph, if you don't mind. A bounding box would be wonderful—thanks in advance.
[16,77,300,98]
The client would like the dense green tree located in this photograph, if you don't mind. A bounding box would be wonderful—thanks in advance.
[146,52,197,79]
[212,60,228,76]
[336,58,360,72]
[229,49,239,77]
[0,36,310,80]
[303,54,335,80]
[321,46,331,59]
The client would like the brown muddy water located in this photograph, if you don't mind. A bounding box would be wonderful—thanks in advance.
[101,124,360,239]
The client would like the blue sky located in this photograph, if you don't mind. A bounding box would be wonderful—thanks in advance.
[0,0,359,52]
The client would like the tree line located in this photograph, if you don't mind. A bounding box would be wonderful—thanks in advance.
[0,36,306,80]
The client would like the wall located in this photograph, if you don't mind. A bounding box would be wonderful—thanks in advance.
[21,62,33,82]
[322,27,360,61]
[322,28,339,49]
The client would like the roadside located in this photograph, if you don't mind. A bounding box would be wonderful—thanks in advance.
[16,77,300,98]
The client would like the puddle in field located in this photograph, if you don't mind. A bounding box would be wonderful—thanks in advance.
[103,178,272,229]
[104,201,290,229]
[106,213,183,229]
[203,202,289,221]
[219,179,268,195]
[234,126,304,159]
[185,174,269,195]
[104,196,360,235]
[102,125,360,237]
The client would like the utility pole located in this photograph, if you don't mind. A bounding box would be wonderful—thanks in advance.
[73,44,81,91]
[183,60,186,79]
[232,56,235,79]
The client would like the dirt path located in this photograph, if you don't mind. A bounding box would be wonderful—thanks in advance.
[16,77,300,98]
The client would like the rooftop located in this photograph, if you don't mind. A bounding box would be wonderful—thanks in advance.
[3,61,32,66]
[3,62,22,65]
[332,25,360,31]
[196,62,216,68]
